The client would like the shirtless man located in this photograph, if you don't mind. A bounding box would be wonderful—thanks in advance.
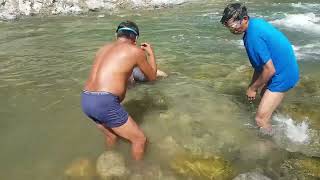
[81,21,157,160]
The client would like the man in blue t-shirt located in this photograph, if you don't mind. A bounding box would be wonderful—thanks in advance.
[220,3,299,133]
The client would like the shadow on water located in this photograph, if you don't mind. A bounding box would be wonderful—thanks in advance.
[123,91,169,124]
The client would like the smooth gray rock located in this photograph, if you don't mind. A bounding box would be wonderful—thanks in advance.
[233,172,272,180]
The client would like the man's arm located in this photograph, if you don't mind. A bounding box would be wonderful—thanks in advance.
[246,60,275,100]
[249,60,275,91]
[136,43,157,81]
[249,69,261,87]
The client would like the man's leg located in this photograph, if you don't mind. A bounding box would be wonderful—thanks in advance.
[260,85,267,97]
[96,124,118,148]
[111,116,147,160]
[256,89,285,131]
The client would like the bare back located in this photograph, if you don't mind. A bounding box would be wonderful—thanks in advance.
[84,41,145,101]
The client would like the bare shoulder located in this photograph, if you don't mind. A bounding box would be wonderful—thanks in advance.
[96,43,112,57]
[130,45,146,61]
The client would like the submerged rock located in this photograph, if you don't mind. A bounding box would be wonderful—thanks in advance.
[296,76,320,95]
[157,136,185,157]
[281,75,320,128]
[281,102,320,129]
[272,125,320,158]
[96,151,128,179]
[233,171,271,180]
[191,63,232,80]
[239,140,277,162]
[171,153,234,180]
[210,64,252,98]
[280,157,320,179]
[129,164,178,180]
[64,157,96,179]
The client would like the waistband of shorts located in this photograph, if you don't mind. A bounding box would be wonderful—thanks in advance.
[82,90,112,95]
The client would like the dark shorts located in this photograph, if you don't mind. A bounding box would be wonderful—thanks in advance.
[81,91,129,128]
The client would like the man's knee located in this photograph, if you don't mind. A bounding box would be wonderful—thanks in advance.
[135,133,147,145]
[255,112,268,127]
[128,129,146,148]
[96,124,109,132]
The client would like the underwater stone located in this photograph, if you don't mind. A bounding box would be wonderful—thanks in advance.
[297,76,320,95]
[129,164,178,180]
[239,140,276,162]
[226,65,252,79]
[210,65,252,97]
[280,157,320,179]
[130,165,162,180]
[233,171,271,180]
[96,151,128,179]
[64,157,96,179]
[281,102,320,129]
[191,63,231,80]
[158,136,184,157]
[171,153,234,180]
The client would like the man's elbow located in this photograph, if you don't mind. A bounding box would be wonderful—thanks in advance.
[264,64,275,77]
[149,74,157,81]
[264,60,276,77]
[271,66,276,75]
[267,68,276,77]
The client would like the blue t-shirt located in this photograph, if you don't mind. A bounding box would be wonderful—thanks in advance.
[243,18,299,92]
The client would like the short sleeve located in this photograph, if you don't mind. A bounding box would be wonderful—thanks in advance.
[253,36,271,65]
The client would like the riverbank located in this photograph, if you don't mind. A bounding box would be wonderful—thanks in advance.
[0,0,189,20]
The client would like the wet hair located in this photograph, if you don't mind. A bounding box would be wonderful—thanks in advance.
[220,3,248,25]
[116,21,140,41]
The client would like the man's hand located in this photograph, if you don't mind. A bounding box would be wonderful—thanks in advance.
[140,43,154,56]
[137,42,157,81]
[246,86,257,101]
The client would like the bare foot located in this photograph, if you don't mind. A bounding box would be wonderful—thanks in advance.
[156,70,168,78]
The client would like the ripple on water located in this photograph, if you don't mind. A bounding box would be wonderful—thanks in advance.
[1,3,320,180]
[271,13,320,35]
[15,81,36,86]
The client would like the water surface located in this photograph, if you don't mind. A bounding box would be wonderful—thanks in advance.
[0,0,320,179]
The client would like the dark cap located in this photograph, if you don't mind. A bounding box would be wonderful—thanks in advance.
[220,3,247,24]
[116,21,139,37]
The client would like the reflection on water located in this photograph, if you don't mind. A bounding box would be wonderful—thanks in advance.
[0,1,320,179]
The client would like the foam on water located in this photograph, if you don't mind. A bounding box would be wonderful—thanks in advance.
[0,12,17,20]
[230,40,244,48]
[271,13,320,34]
[200,12,219,17]
[293,43,320,60]
[291,3,320,11]
[273,114,310,144]
[131,0,187,7]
